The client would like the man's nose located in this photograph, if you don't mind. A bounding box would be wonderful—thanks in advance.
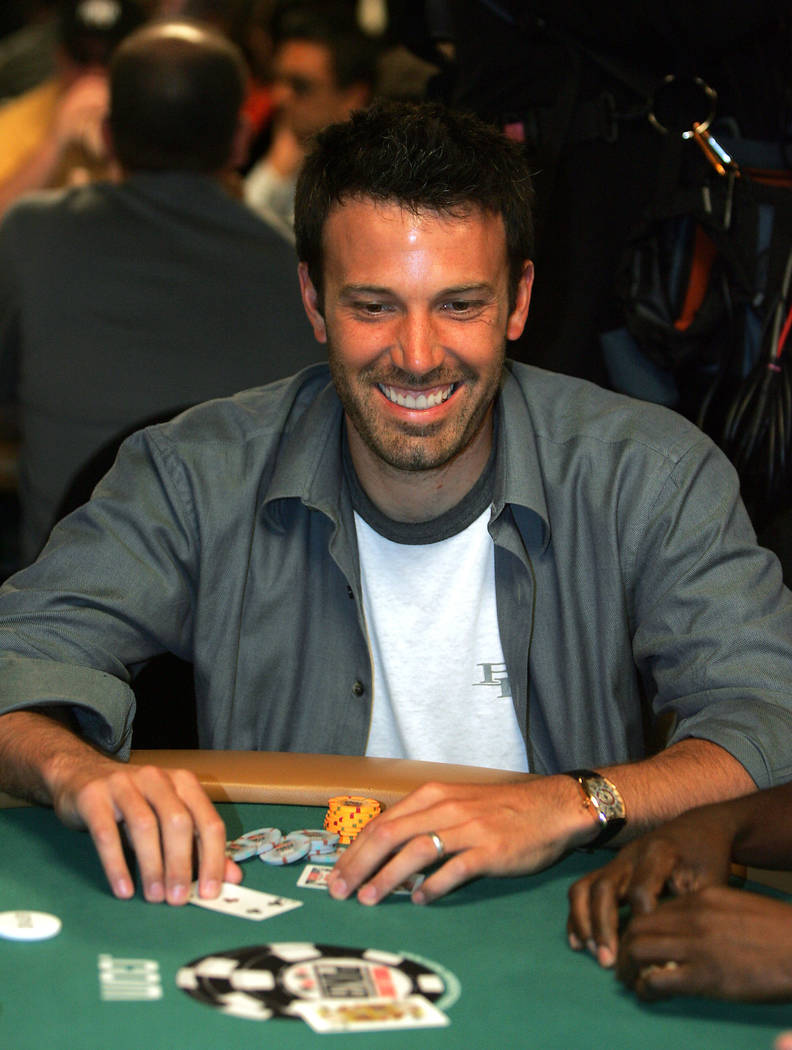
[391,313,445,375]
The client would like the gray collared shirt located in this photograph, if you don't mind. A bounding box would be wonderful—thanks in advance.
[2,361,791,786]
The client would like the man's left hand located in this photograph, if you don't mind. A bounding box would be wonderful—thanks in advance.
[326,776,596,905]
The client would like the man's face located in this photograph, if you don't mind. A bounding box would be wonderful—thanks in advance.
[299,199,532,483]
[271,40,364,144]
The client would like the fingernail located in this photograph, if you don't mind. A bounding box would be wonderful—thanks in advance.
[597,945,616,969]
[115,877,133,899]
[358,884,378,906]
[147,881,164,902]
[568,932,582,951]
[328,877,347,900]
[203,879,220,898]
[586,938,597,957]
[170,883,187,904]
[412,889,426,905]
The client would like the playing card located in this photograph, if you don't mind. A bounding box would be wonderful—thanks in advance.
[297,864,333,889]
[393,873,425,895]
[187,881,302,921]
[296,865,424,894]
[292,994,450,1032]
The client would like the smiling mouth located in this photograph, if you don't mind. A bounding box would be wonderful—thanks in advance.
[378,383,458,410]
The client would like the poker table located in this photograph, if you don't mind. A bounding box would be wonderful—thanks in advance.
[2,754,792,1048]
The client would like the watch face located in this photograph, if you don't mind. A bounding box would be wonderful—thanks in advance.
[585,777,625,820]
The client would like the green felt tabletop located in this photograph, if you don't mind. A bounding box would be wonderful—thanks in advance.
[2,802,791,1049]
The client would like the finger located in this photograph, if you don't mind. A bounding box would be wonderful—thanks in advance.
[170,770,228,900]
[77,780,136,900]
[567,873,599,950]
[618,926,687,991]
[588,871,630,967]
[118,768,193,904]
[627,844,680,914]
[412,844,490,904]
[632,960,688,1001]
[224,856,244,884]
[354,834,444,905]
[567,860,632,961]
[328,813,408,900]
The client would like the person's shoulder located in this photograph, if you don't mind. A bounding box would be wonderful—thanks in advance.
[505,360,708,465]
[2,180,108,228]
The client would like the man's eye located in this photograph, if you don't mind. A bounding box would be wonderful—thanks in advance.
[443,300,478,313]
[355,302,390,315]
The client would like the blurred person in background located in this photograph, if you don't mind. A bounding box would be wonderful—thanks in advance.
[0,18,319,568]
[244,2,378,237]
[0,0,147,215]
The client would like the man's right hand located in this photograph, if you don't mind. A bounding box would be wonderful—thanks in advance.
[0,710,241,904]
[53,758,242,904]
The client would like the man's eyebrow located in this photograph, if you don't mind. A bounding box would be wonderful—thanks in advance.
[338,283,497,298]
[338,284,395,298]
[435,283,497,297]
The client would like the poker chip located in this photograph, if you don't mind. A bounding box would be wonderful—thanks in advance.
[307,847,346,865]
[226,827,282,862]
[288,829,339,854]
[259,835,311,866]
[176,942,454,1022]
[324,796,382,844]
[0,910,62,942]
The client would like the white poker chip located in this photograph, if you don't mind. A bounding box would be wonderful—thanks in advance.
[0,910,62,941]
[259,836,311,865]
[226,828,282,861]
[308,847,346,865]
[288,829,340,853]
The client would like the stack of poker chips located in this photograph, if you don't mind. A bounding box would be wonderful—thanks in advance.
[324,796,382,844]
[226,827,342,865]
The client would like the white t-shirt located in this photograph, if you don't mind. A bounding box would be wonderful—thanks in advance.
[357,505,529,773]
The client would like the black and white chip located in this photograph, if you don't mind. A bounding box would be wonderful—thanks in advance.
[176,942,454,1022]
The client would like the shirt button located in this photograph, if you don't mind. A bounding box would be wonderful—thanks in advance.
[346,585,354,599]
[352,680,365,696]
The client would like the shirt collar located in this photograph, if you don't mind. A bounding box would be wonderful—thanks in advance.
[262,361,550,551]
[493,364,550,553]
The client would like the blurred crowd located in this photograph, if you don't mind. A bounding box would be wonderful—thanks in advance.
[0,0,438,575]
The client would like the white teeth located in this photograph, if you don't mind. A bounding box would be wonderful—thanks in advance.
[380,384,454,409]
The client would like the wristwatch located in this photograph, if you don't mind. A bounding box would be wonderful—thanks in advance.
[564,769,626,849]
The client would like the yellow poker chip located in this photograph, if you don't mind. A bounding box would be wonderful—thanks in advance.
[324,796,382,843]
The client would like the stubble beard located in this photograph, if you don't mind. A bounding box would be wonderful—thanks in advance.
[328,341,506,473]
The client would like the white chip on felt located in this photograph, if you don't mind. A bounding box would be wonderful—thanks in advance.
[0,910,62,941]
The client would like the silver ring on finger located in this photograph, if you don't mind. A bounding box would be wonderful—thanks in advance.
[427,831,445,859]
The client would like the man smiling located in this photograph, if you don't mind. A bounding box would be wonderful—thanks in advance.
[1,102,791,910]
[300,199,528,512]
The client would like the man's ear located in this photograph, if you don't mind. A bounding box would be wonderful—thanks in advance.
[298,262,327,343]
[506,260,534,341]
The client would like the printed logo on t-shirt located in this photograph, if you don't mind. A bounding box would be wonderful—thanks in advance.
[474,662,511,698]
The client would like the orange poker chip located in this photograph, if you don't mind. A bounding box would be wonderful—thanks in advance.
[324,795,382,844]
